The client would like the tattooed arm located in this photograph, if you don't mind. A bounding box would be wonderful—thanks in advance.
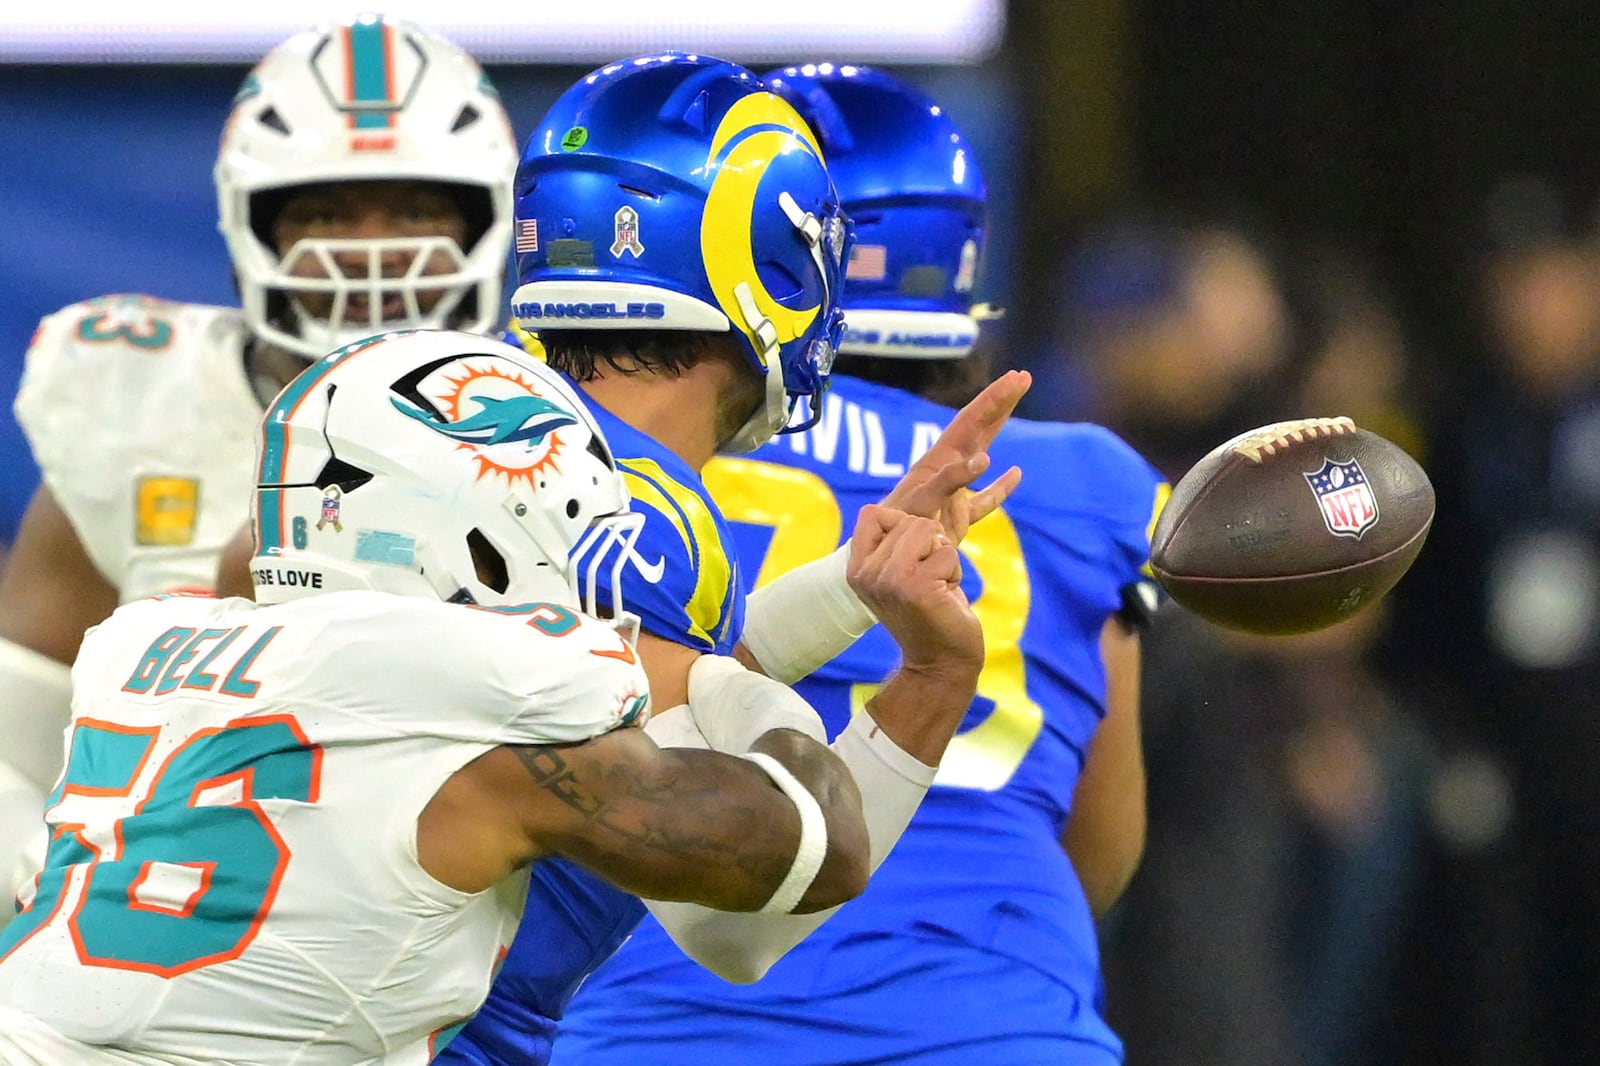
[416,725,869,914]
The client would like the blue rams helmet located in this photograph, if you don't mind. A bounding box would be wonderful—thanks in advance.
[765,63,988,360]
[510,53,850,454]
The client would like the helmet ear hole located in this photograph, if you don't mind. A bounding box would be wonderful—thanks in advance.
[584,434,615,470]
[466,529,509,594]
[257,107,291,136]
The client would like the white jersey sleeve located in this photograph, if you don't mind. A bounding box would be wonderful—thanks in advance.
[13,295,264,602]
[479,605,654,744]
[334,597,654,747]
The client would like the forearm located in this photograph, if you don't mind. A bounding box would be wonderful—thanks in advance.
[1062,614,1146,919]
[635,740,860,915]
[861,660,979,766]
[745,729,866,911]
[527,737,852,915]
[0,624,75,923]
[644,705,939,982]
[642,660,871,914]
[1065,821,1145,920]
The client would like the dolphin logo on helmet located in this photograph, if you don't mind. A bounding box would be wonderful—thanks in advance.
[391,393,578,449]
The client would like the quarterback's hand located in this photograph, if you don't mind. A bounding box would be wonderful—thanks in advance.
[879,369,1030,544]
[846,505,982,678]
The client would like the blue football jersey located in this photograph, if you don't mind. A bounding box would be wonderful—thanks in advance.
[552,374,1168,1066]
[434,381,745,1066]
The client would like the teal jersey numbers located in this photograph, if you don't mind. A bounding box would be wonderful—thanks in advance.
[1,717,320,976]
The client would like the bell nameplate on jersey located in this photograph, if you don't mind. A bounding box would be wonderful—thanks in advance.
[135,476,200,546]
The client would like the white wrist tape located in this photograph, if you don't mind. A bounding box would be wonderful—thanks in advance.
[832,709,937,866]
[740,544,877,684]
[0,637,72,793]
[740,752,829,915]
[687,654,826,753]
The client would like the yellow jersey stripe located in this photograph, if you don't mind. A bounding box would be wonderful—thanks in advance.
[507,321,547,361]
[619,459,733,647]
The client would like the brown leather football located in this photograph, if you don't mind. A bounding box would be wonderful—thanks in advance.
[1149,417,1434,635]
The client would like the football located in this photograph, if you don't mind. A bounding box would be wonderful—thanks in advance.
[1149,417,1434,635]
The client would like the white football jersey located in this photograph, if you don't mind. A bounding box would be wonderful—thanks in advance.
[0,591,650,1065]
[13,295,264,601]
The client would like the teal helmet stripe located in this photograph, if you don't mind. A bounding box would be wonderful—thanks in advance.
[258,363,338,485]
[255,337,388,552]
[256,488,286,555]
[346,17,394,130]
[256,365,329,554]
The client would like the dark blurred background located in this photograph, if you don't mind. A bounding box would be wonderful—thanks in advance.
[4,3,1599,1062]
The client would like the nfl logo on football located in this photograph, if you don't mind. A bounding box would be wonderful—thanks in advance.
[1304,457,1379,539]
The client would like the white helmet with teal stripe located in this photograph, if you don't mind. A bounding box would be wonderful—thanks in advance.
[251,329,641,619]
[216,15,516,362]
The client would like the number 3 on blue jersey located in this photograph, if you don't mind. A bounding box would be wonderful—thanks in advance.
[706,457,1042,791]
[0,716,321,976]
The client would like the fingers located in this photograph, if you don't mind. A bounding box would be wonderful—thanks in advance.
[964,465,1023,527]
[936,369,1032,454]
[863,513,960,587]
[853,503,908,543]
[848,503,907,571]
[884,369,1029,519]
[928,535,962,586]
[894,455,990,519]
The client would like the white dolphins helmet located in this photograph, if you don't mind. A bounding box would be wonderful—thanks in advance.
[216,15,517,361]
[251,329,641,623]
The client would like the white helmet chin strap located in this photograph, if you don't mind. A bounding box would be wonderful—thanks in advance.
[778,191,837,303]
[721,280,790,454]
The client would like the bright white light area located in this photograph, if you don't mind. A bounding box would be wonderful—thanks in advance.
[1,2,1005,64]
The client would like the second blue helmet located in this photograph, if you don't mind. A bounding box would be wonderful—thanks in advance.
[765,63,989,360]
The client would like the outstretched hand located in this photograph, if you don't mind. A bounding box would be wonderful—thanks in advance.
[879,369,1030,544]
[846,504,981,677]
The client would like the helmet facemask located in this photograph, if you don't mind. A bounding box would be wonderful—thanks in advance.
[259,229,478,361]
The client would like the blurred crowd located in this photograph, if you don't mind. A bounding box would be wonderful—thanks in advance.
[1024,179,1600,1065]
